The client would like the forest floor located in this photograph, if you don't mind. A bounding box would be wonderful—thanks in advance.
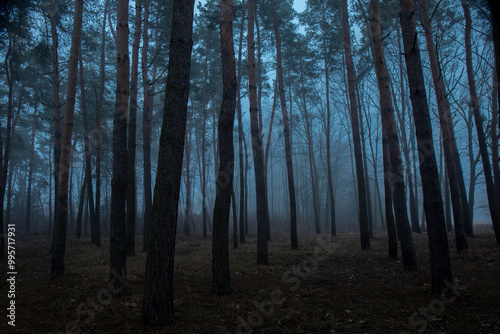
[1,228,499,334]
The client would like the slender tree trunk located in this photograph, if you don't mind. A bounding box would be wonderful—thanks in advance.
[270,0,298,249]
[141,0,195,324]
[126,0,141,257]
[444,165,453,232]
[418,0,467,252]
[371,0,419,268]
[26,104,38,234]
[201,49,208,238]
[95,0,108,248]
[51,0,84,278]
[232,189,238,249]
[75,172,86,239]
[79,56,99,247]
[184,120,192,237]
[236,0,246,244]
[342,0,369,249]
[141,0,153,251]
[49,0,62,246]
[491,66,500,210]
[247,0,269,264]
[400,0,452,292]
[488,0,500,111]
[463,0,500,244]
[110,0,130,296]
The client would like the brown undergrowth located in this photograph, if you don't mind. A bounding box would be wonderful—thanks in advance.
[1,228,499,333]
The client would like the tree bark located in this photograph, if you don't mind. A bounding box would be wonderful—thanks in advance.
[400,0,452,292]
[126,0,141,257]
[51,0,84,278]
[342,0,370,249]
[213,0,237,295]
[79,56,99,246]
[462,0,500,244]
[95,0,108,247]
[247,0,269,264]
[141,0,195,324]
[270,0,298,249]
[370,0,418,269]
[418,0,468,252]
[236,0,246,244]
[25,103,37,234]
[109,0,130,296]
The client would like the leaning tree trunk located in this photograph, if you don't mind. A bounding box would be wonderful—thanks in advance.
[463,0,500,244]
[51,0,84,278]
[270,0,298,249]
[419,0,467,252]
[370,0,418,270]
[400,0,452,292]
[110,0,130,296]
[342,0,370,250]
[141,0,195,324]
[247,0,269,264]
[126,0,141,257]
[212,0,237,295]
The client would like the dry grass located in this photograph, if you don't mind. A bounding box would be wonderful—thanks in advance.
[1,229,499,333]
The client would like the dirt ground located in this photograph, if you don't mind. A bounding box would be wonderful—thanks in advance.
[1,228,499,333]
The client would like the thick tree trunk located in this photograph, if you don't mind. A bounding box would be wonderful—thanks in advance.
[213,0,237,295]
[141,0,195,324]
[51,0,84,278]
[270,0,298,249]
[370,0,418,269]
[419,0,467,252]
[247,0,269,264]
[126,0,141,257]
[342,0,370,249]
[463,0,500,244]
[400,0,452,292]
[110,0,130,296]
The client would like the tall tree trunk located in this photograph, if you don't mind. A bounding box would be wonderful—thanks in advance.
[26,103,37,234]
[418,0,467,252]
[232,189,238,249]
[299,55,321,234]
[51,0,84,278]
[95,0,108,248]
[270,0,298,249]
[184,119,192,237]
[213,0,237,295]
[49,0,62,245]
[247,0,269,264]
[126,0,141,257]
[236,0,246,244]
[201,47,208,238]
[370,0,418,269]
[400,0,452,292]
[488,0,500,111]
[141,0,195,324]
[342,0,369,249]
[462,0,500,244]
[79,56,99,247]
[141,0,153,251]
[110,0,130,296]
[491,66,500,210]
